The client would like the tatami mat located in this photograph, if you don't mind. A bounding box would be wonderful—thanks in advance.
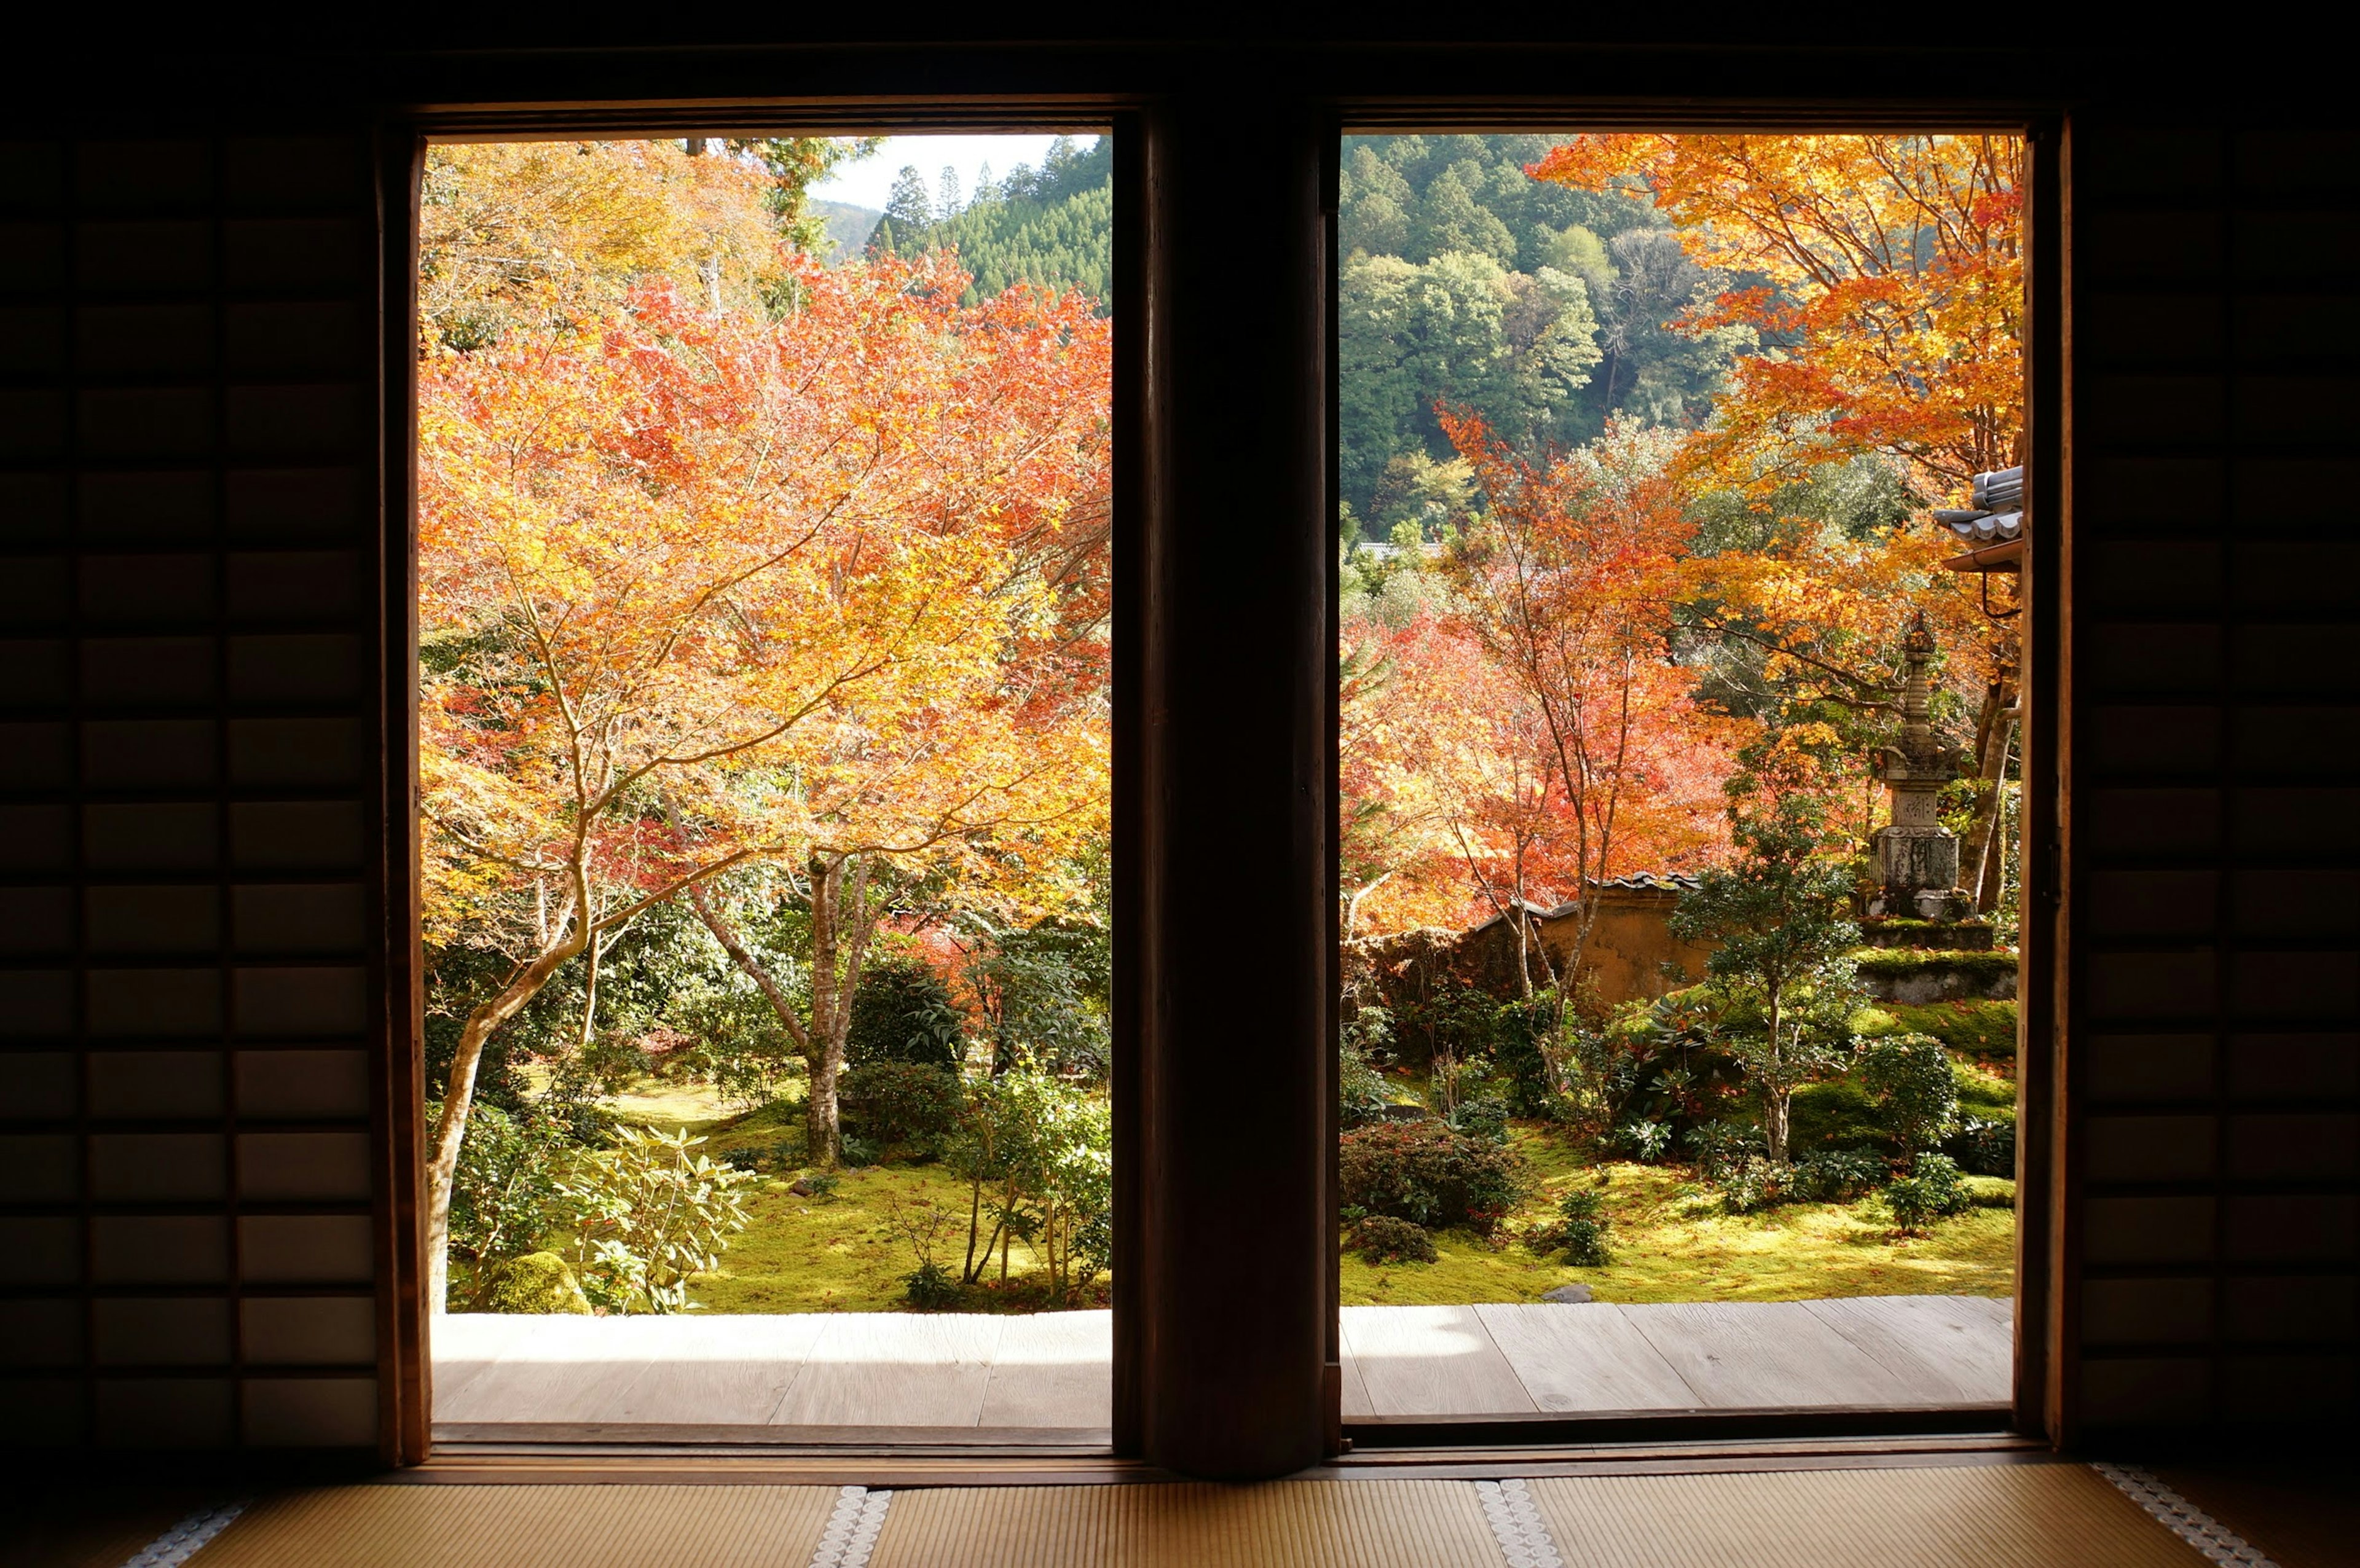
[1527,1465,2208,1568]
[122,1461,2235,1568]
[867,1479,1503,1568]
[176,1484,840,1568]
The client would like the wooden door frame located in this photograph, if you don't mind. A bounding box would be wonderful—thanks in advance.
[367,74,2072,1476]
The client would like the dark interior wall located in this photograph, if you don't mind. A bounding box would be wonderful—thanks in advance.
[0,38,2351,1468]
[2064,120,2360,1435]
[0,132,389,1449]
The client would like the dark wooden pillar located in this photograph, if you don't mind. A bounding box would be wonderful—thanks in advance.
[1120,92,1333,1479]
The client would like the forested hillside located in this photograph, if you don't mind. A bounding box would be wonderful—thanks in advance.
[1338,133,1752,538]
[867,135,1112,310]
[809,198,882,265]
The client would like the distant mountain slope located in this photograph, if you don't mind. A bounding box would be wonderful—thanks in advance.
[868,136,1112,313]
[808,199,882,266]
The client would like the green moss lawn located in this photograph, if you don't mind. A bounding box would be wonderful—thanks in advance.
[590,1062,2016,1315]
[589,1079,1063,1313]
[1340,1126,2014,1308]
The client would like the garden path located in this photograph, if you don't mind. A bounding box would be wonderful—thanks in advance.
[431,1295,2011,1440]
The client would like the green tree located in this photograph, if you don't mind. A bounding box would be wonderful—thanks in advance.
[883,164,934,231]
[1667,793,1863,1162]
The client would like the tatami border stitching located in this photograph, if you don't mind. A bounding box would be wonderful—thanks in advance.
[118,1499,248,1568]
[1479,1478,1565,1568]
[809,1483,894,1568]
[2093,1462,2279,1568]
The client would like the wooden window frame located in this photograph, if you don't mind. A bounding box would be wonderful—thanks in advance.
[372,91,2070,1478]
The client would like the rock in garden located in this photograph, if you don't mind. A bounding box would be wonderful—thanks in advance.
[1541,1283,1593,1304]
[476,1251,592,1314]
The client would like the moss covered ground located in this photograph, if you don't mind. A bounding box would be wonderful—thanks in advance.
[1339,1126,2015,1307]
[593,1078,1061,1312]
[592,1072,2016,1315]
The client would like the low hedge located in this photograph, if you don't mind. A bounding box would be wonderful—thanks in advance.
[1339,1119,1527,1235]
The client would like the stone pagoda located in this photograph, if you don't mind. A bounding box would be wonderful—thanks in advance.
[1869,613,1968,920]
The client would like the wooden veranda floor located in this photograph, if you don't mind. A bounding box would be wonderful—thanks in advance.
[430,1295,2010,1440]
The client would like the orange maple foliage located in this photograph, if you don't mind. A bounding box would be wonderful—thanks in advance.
[1418,412,1746,981]
[1529,134,2023,496]
[417,253,1111,1298]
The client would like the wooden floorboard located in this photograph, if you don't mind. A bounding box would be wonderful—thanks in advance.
[1338,1306,1538,1416]
[1474,1303,1704,1413]
[769,1312,1007,1427]
[1618,1301,1920,1409]
[428,1297,2013,1432]
[1800,1296,2013,1407]
[978,1311,1114,1429]
[601,1313,830,1425]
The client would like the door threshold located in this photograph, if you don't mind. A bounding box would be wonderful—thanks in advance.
[1345,1401,2013,1449]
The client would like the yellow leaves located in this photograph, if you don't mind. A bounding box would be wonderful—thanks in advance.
[418,256,1112,952]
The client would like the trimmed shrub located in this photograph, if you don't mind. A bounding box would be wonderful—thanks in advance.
[476,1250,591,1314]
[1883,1153,1972,1233]
[1350,1215,1439,1264]
[844,957,965,1069]
[1338,1119,1527,1234]
[840,1060,962,1152]
[1857,1032,1959,1156]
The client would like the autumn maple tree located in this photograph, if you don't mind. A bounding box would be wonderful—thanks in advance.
[418,253,1110,1308]
[1428,412,1739,993]
[1531,134,2026,883]
[1530,133,2023,496]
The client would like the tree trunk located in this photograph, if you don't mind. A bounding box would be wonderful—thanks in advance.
[425,911,586,1314]
[1764,1087,1792,1165]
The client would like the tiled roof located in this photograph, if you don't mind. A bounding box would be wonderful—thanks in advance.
[1933,465,2024,545]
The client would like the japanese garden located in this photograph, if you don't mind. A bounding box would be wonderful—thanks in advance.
[416,129,2026,1350]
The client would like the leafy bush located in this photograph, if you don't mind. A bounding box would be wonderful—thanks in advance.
[904,1260,962,1308]
[440,1100,580,1306]
[792,1171,841,1200]
[838,1134,881,1169]
[1616,1119,1672,1161]
[1682,1119,1760,1184]
[840,1060,962,1153]
[1791,1148,1887,1202]
[1350,1214,1438,1264]
[1338,1119,1527,1234]
[844,956,965,1070]
[1339,1012,1395,1132]
[1718,1155,1793,1215]
[1446,1092,1511,1144]
[1882,1153,1972,1233]
[1857,1032,1959,1156]
[965,915,1112,1080]
[559,1126,757,1313]
[948,1067,1112,1299]
[1533,1186,1613,1265]
[1947,1114,2017,1177]
[1492,992,1562,1116]
[1396,986,1500,1070]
